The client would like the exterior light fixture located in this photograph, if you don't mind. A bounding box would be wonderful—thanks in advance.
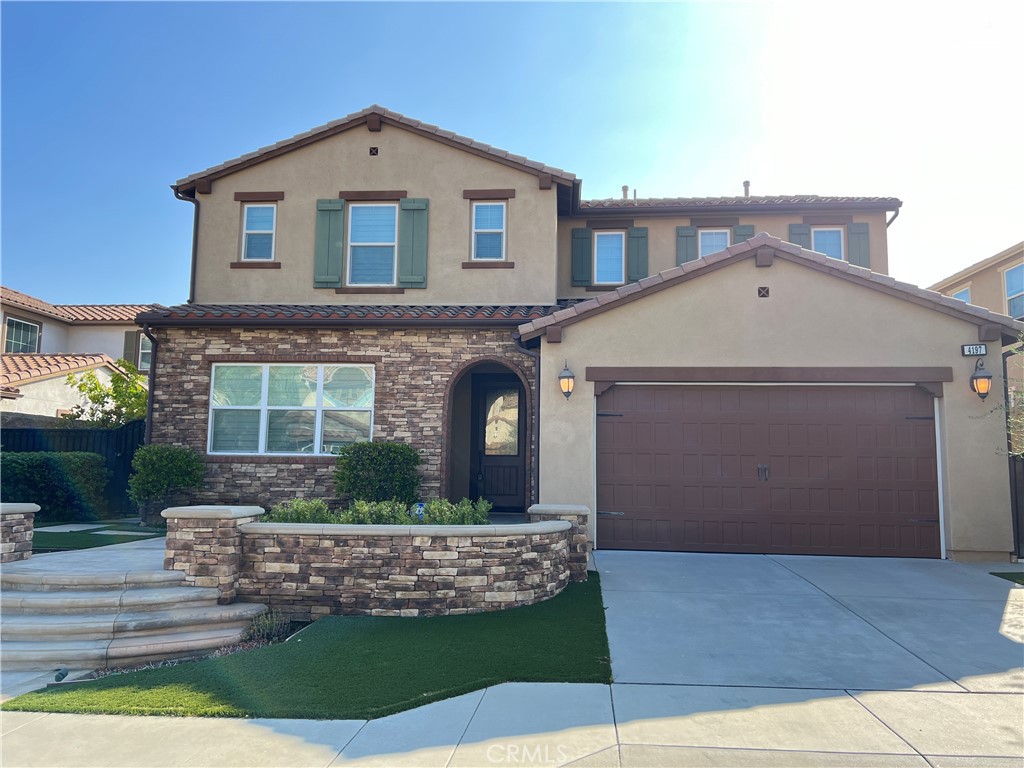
[968,358,993,400]
[558,362,575,400]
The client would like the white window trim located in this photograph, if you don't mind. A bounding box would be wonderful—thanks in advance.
[138,335,153,373]
[347,203,398,287]
[1002,262,1024,319]
[698,229,731,258]
[950,284,971,304]
[207,363,375,457]
[471,201,507,261]
[4,316,41,353]
[241,203,277,262]
[593,230,626,286]
[811,227,845,261]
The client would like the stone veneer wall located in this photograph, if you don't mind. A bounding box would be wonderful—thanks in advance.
[148,326,536,509]
[0,503,37,563]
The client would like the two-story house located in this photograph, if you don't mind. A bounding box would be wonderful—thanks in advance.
[139,105,1023,561]
[1,287,158,419]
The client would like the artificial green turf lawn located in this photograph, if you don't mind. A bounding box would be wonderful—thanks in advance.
[991,572,1024,586]
[32,530,163,551]
[2,574,611,720]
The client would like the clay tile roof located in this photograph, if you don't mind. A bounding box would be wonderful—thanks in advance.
[137,303,579,327]
[175,105,576,189]
[580,195,902,212]
[0,286,72,321]
[518,232,1024,340]
[54,304,160,323]
[0,354,121,386]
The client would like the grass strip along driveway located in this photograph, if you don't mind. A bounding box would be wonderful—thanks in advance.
[3,575,610,720]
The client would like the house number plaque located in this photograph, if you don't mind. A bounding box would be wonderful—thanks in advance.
[961,344,987,357]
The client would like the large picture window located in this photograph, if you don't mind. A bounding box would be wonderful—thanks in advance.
[208,363,374,455]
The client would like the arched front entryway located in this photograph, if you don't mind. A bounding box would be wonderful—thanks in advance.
[445,358,531,514]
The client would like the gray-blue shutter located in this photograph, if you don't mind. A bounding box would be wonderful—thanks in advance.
[847,223,870,268]
[571,228,592,286]
[733,224,755,244]
[314,199,345,288]
[676,226,697,265]
[627,227,649,282]
[397,198,428,288]
[788,223,811,248]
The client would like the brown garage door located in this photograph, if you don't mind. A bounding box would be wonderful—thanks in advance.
[596,385,940,558]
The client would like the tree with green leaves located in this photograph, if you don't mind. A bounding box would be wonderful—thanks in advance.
[62,359,148,428]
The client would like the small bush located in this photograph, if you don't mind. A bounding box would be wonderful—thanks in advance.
[421,497,492,525]
[334,441,420,504]
[241,611,293,645]
[336,499,411,525]
[127,445,205,506]
[265,498,335,524]
[0,452,110,522]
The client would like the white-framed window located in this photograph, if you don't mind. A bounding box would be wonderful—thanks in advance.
[138,335,153,373]
[241,204,276,261]
[4,317,40,353]
[348,204,398,286]
[811,227,844,260]
[699,229,731,258]
[472,202,506,260]
[208,363,374,456]
[593,231,625,285]
[951,286,971,304]
[1006,263,1023,320]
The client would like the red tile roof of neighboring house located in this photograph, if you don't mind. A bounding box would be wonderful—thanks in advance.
[137,304,569,327]
[517,232,1024,342]
[175,105,576,191]
[1,286,158,325]
[1,384,23,399]
[0,286,71,321]
[579,195,902,213]
[0,354,122,386]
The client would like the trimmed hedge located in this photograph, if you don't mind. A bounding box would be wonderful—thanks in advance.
[334,442,421,504]
[265,497,493,526]
[127,445,205,506]
[0,452,110,522]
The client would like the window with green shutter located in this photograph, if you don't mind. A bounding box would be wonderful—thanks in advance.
[571,228,593,286]
[313,199,345,288]
[626,227,649,282]
[676,226,697,265]
[397,198,429,288]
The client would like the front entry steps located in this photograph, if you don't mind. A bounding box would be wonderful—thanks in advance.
[1,567,266,672]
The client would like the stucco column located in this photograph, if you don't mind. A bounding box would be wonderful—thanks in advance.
[162,505,264,603]
[0,503,38,563]
[528,504,590,581]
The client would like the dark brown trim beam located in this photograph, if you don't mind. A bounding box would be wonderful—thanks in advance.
[205,455,337,465]
[803,214,854,225]
[578,200,900,217]
[585,366,954,385]
[755,247,775,267]
[206,353,381,363]
[234,191,285,202]
[463,189,516,200]
[230,262,281,269]
[194,179,212,194]
[546,326,562,344]
[338,190,408,201]
[366,114,382,132]
[462,261,515,269]
[690,216,740,227]
[586,219,634,230]
[978,324,1003,342]
[334,287,406,294]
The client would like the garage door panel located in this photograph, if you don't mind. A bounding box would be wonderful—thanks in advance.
[596,385,940,558]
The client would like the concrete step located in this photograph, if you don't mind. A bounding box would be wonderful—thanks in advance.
[2,603,267,642]
[1,569,184,592]
[1,585,222,615]
[1,626,257,671]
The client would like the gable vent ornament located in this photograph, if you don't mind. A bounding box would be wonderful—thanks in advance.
[558,362,575,400]
[969,359,993,400]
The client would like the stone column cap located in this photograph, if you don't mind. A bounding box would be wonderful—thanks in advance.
[528,503,591,517]
[162,505,265,520]
[1,503,41,516]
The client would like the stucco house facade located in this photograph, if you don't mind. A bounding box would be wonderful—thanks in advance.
[139,106,1023,561]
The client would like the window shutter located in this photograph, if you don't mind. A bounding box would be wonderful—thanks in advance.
[847,223,870,268]
[398,198,429,288]
[314,199,345,288]
[571,228,593,286]
[627,227,649,282]
[122,331,140,364]
[733,224,755,243]
[676,226,697,265]
[788,223,811,248]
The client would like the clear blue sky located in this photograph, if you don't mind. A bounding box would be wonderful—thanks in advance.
[3,2,1021,306]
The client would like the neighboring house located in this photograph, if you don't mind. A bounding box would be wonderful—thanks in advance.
[139,105,1024,561]
[0,287,159,418]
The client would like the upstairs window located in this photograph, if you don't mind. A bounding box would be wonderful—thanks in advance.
[348,204,398,286]
[4,317,40,353]
[699,229,731,258]
[812,227,844,260]
[472,202,506,260]
[138,335,153,373]
[1006,263,1023,320]
[951,286,971,304]
[593,231,625,285]
[242,204,276,261]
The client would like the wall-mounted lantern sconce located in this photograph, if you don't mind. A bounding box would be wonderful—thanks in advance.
[968,358,993,400]
[558,361,575,400]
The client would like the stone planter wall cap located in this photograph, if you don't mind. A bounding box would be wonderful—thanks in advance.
[528,503,591,516]
[161,505,266,520]
[0,503,41,515]
[239,520,571,537]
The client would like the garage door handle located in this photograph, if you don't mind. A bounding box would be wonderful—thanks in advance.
[598,510,625,517]
[764,465,769,481]
[907,519,939,525]
[757,464,763,480]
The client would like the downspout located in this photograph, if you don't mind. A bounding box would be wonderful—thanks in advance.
[141,324,158,444]
[514,332,540,507]
[172,186,200,304]
[885,208,900,228]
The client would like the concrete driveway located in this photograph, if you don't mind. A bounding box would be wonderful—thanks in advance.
[597,550,1024,765]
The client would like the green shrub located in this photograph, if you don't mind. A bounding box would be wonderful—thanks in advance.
[0,452,110,522]
[334,442,420,504]
[127,445,205,506]
[241,611,293,645]
[265,498,335,524]
[335,499,410,525]
[421,497,492,525]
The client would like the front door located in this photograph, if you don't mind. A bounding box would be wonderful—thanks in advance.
[472,375,526,512]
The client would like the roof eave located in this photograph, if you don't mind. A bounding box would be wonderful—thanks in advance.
[576,200,903,217]
[136,313,535,329]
